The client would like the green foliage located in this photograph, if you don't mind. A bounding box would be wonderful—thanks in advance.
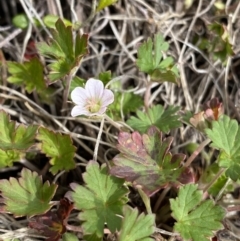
[37,127,76,174]
[170,184,225,241]
[0,111,36,167]
[37,19,88,82]
[0,149,21,168]
[98,70,112,84]
[109,92,143,119]
[110,126,185,196]
[62,233,79,241]
[43,15,73,28]
[96,0,118,12]
[68,161,129,238]
[136,34,179,83]
[200,163,233,197]
[0,168,57,216]
[127,105,181,133]
[197,22,233,64]
[104,76,143,119]
[69,76,85,94]
[7,58,46,93]
[118,206,155,241]
[205,115,240,181]
[12,14,29,29]
[209,175,232,197]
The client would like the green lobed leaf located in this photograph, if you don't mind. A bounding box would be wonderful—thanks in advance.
[118,206,155,241]
[37,127,76,174]
[170,184,225,241]
[127,105,181,134]
[136,37,155,73]
[0,168,57,216]
[110,126,185,196]
[0,111,38,151]
[37,19,88,82]
[205,115,240,181]
[136,33,179,84]
[7,58,46,93]
[67,161,129,238]
[96,0,118,12]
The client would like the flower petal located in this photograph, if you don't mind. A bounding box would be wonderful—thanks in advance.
[85,78,104,99]
[98,106,107,115]
[101,89,114,107]
[71,106,90,117]
[71,87,87,105]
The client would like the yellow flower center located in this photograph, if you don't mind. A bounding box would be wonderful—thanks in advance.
[86,98,101,113]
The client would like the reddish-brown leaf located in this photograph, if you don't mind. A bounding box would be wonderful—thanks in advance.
[110,126,186,196]
[29,198,73,241]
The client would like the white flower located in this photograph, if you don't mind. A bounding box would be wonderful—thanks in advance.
[71,78,114,117]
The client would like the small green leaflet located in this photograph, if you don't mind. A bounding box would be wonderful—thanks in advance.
[110,126,185,196]
[0,168,57,217]
[37,127,76,174]
[7,58,46,93]
[0,111,38,151]
[109,92,143,119]
[67,161,128,238]
[118,206,155,241]
[12,14,29,29]
[127,105,181,134]
[37,18,88,82]
[96,0,118,12]
[98,70,112,84]
[205,115,240,181]
[136,34,179,83]
[43,15,73,29]
[170,184,225,241]
[0,149,21,168]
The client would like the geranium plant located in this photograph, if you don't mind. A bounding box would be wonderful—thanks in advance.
[0,1,239,241]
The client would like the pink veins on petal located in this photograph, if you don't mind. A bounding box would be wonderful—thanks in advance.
[71,78,114,117]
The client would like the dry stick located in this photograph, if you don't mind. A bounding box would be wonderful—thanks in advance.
[61,73,73,112]
[184,138,211,168]
[226,205,240,212]
[178,0,203,110]
[144,80,152,111]
[215,177,232,202]
[19,0,51,37]
[0,28,22,48]
[77,0,98,29]
[21,22,32,61]
[224,1,240,115]
[66,224,83,233]
[155,227,179,237]
[0,227,46,240]
[153,186,171,213]
[93,116,105,162]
